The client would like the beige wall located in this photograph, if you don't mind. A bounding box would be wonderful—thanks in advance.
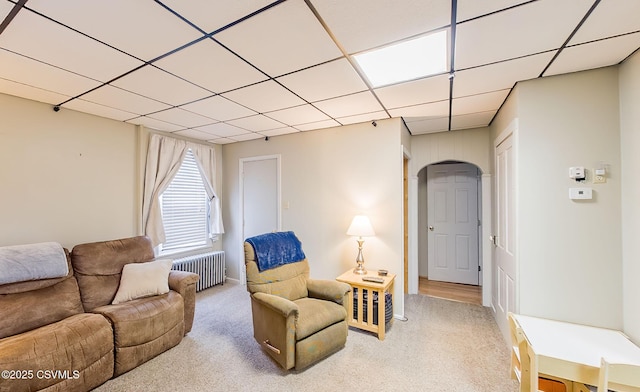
[0,93,139,249]
[411,127,492,175]
[222,118,405,315]
[506,67,623,329]
[0,93,223,255]
[619,50,640,344]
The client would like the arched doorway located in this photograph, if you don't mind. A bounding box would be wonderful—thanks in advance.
[417,160,483,305]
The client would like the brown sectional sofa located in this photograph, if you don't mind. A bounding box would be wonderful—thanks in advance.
[0,236,199,392]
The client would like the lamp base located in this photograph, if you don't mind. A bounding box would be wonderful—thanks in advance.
[353,238,367,274]
[353,264,367,275]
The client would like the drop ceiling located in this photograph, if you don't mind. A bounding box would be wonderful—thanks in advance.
[0,0,638,144]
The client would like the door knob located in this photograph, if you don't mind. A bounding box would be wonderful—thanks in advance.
[428,226,434,231]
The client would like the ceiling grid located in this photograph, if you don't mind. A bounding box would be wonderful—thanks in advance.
[0,0,637,143]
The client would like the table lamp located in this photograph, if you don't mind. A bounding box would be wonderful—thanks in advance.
[346,215,375,275]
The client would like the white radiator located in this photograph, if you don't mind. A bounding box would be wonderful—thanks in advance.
[172,251,225,292]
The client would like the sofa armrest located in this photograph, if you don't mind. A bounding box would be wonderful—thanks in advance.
[252,292,299,318]
[307,279,351,305]
[168,270,199,334]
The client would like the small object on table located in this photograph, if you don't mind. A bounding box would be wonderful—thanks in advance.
[362,276,384,283]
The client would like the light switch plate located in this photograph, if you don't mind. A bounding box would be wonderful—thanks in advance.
[569,187,592,200]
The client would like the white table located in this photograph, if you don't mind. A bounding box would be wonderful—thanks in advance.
[512,314,640,391]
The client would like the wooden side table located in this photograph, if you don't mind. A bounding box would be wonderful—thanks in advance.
[336,270,395,340]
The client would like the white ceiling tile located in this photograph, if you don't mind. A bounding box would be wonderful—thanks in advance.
[81,85,171,115]
[64,99,138,122]
[296,119,341,131]
[453,52,554,98]
[388,100,449,118]
[159,0,274,34]
[0,9,143,82]
[261,127,300,137]
[452,90,509,116]
[148,108,216,128]
[266,104,330,125]
[312,0,451,53]
[111,66,211,106]
[0,48,101,97]
[405,116,449,135]
[227,115,284,132]
[570,1,640,45]
[277,58,368,103]
[230,133,263,142]
[127,116,185,132]
[221,80,305,113]
[375,74,450,109]
[313,91,384,118]
[181,96,256,121]
[546,33,640,77]
[173,129,218,142]
[1,2,14,21]
[216,0,342,76]
[155,39,267,93]
[209,137,236,145]
[456,1,531,22]
[455,0,593,69]
[450,111,496,130]
[0,77,70,105]
[337,111,390,126]
[194,123,248,138]
[27,0,202,61]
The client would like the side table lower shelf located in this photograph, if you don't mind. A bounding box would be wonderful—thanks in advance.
[336,270,396,340]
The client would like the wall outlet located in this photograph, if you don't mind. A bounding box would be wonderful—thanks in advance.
[593,175,606,184]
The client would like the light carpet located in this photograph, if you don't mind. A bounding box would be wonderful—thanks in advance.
[94,282,519,392]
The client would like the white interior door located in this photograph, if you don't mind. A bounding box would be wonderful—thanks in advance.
[240,155,280,284]
[493,133,516,338]
[242,156,279,238]
[427,163,480,285]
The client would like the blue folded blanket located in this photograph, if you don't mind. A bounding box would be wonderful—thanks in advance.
[246,231,306,272]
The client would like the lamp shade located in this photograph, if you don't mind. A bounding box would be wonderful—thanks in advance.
[346,215,375,237]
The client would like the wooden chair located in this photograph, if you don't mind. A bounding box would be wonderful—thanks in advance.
[508,313,573,392]
[597,357,640,392]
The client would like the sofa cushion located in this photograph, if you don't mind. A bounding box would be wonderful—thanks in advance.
[0,276,84,339]
[70,236,155,311]
[0,312,114,392]
[294,297,347,340]
[94,290,184,348]
[93,290,184,376]
[112,259,172,304]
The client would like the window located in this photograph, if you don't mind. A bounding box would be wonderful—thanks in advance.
[160,149,209,252]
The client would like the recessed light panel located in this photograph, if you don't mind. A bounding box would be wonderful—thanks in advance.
[353,30,447,87]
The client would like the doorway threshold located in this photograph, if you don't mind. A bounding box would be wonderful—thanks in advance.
[418,277,481,306]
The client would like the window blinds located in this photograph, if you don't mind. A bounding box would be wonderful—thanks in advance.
[161,149,209,251]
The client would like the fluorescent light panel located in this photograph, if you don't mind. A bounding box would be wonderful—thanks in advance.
[354,30,447,87]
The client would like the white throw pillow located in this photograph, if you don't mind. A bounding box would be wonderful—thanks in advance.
[112,259,173,304]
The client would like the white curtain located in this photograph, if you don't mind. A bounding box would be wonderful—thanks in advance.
[142,134,187,246]
[142,134,224,247]
[189,141,225,237]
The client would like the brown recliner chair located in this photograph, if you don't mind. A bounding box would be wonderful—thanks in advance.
[70,236,198,376]
[244,232,351,370]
